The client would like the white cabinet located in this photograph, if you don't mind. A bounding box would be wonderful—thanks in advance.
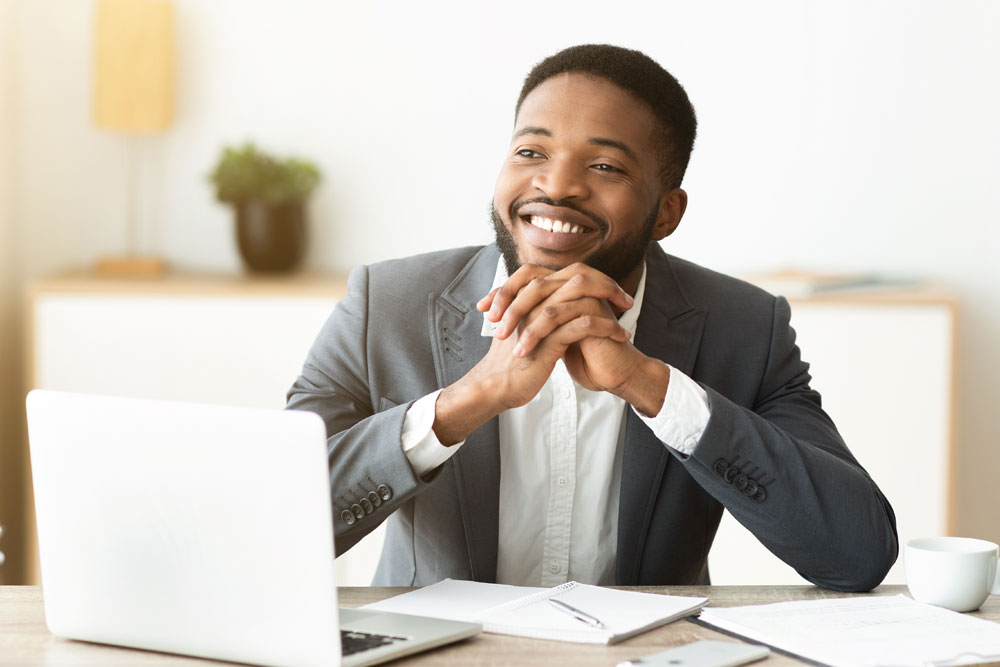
[708,290,955,585]
[28,272,386,586]
[31,276,954,588]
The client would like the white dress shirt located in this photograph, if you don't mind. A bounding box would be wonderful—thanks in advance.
[400,259,711,585]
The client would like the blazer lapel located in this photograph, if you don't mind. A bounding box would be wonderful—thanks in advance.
[429,246,501,582]
[616,244,708,584]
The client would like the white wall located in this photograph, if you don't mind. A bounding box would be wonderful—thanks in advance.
[6,0,1000,572]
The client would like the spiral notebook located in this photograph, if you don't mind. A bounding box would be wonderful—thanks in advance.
[363,579,706,645]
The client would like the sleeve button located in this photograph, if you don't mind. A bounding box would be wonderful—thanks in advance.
[368,490,383,508]
[723,466,738,483]
[351,504,365,519]
[377,484,393,501]
[360,498,374,514]
[733,473,748,491]
[743,479,758,496]
[753,487,767,503]
[713,458,729,476]
[341,510,356,526]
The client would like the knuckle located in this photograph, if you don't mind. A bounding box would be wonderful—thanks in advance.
[512,264,535,277]
[542,305,559,320]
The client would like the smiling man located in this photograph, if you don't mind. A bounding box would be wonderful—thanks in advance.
[287,44,898,591]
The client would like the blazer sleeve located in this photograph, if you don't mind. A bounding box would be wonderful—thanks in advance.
[679,296,898,592]
[285,265,438,555]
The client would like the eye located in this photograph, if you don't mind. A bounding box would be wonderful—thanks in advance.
[515,148,543,159]
[592,162,623,173]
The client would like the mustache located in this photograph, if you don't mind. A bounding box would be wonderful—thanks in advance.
[509,196,609,235]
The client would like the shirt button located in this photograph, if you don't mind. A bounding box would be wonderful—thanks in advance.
[549,562,561,574]
[557,475,569,487]
[562,386,572,399]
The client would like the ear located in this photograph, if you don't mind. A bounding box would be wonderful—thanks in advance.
[651,188,687,241]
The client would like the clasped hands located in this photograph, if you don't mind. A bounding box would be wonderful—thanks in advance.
[432,263,670,446]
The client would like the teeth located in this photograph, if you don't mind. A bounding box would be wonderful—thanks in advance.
[530,216,585,234]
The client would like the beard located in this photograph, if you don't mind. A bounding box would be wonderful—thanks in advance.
[489,197,658,285]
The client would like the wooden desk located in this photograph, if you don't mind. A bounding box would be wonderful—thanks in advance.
[3,585,998,665]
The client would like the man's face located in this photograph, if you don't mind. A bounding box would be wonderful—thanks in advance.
[492,73,673,288]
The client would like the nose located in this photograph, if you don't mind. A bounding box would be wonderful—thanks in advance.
[531,157,590,201]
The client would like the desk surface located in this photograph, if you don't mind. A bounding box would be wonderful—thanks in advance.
[2,585,998,665]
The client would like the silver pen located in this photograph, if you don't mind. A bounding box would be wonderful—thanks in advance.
[548,598,606,629]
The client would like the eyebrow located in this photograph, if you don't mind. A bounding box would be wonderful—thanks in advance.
[513,126,552,139]
[588,137,639,164]
[513,126,640,164]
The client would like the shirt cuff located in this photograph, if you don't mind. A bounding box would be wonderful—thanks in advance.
[401,389,464,476]
[633,364,711,456]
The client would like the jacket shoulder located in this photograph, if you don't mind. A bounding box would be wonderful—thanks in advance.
[365,246,489,291]
[663,252,778,311]
[349,245,496,323]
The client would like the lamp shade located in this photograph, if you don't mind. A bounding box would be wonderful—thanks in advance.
[93,0,174,132]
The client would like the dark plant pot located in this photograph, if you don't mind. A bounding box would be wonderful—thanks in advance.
[235,200,307,273]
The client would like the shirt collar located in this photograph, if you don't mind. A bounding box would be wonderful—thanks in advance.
[482,258,647,337]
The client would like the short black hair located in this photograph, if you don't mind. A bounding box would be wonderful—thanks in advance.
[516,44,697,189]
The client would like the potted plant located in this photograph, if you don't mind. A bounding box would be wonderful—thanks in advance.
[209,142,322,273]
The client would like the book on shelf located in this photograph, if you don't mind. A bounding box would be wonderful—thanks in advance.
[740,270,918,298]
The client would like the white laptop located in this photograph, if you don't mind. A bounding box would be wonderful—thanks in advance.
[26,389,480,667]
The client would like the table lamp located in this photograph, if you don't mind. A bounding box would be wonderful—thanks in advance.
[92,0,174,276]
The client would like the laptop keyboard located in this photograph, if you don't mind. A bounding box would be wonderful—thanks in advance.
[341,630,407,656]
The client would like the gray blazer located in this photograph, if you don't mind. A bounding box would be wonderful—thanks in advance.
[287,243,898,591]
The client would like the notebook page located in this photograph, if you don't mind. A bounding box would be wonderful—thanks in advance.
[478,582,707,644]
[361,578,544,622]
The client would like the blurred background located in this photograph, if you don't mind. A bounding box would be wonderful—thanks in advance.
[1,0,998,585]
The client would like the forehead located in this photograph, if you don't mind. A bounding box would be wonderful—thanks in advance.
[514,73,659,153]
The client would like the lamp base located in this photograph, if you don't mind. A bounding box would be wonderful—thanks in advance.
[95,255,169,277]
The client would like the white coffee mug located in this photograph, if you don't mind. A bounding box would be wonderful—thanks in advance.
[905,536,1000,612]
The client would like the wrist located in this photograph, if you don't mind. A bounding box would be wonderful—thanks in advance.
[614,355,670,417]
[432,375,504,445]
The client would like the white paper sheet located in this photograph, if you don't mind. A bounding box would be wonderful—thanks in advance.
[362,579,545,622]
[699,594,1000,667]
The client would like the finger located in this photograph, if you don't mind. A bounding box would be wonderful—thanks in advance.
[495,274,567,338]
[514,313,631,358]
[544,269,634,313]
[477,287,499,313]
[498,267,635,340]
[515,300,631,356]
[549,263,634,313]
[487,265,554,325]
[496,264,634,335]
